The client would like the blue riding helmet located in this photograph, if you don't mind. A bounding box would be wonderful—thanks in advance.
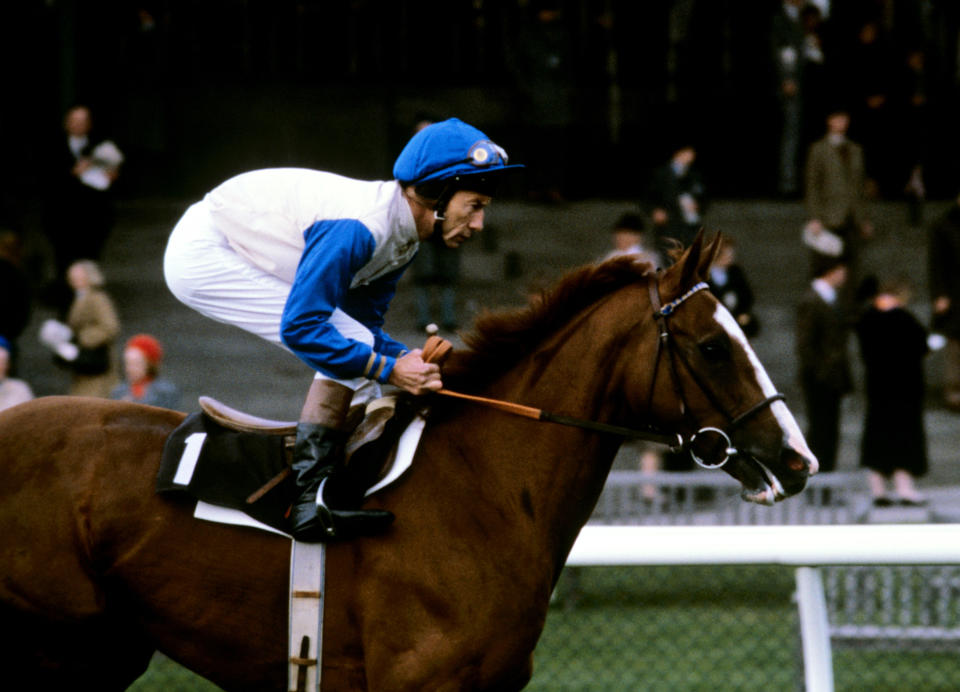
[393,118,523,199]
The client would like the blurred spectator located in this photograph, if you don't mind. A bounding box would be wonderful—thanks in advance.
[897,48,929,226]
[412,223,461,332]
[707,235,758,338]
[0,335,33,412]
[771,0,806,197]
[603,212,660,268]
[110,334,182,410]
[602,211,663,489]
[796,256,852,472]
[855,275,929,506]
[799,4,828,148]
[510,1,574,203]
[42,105,124,314]
[39,260,121,398]
[929,194,960,411]
[644,142,706,256]
[803,109,872,298]
[0,229,32,373]
[843,19,896,198]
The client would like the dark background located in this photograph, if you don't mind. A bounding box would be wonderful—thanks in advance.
[2,0,960,219]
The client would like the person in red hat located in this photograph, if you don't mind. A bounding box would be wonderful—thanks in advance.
[163,118,522,541]
[110,334,181,410]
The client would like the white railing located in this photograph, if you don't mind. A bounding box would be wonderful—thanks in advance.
[566,524,960,692]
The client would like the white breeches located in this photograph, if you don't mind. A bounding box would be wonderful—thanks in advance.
[163,201,379,400]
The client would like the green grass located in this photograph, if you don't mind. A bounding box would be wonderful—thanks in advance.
[529,565,801,691]
[128,654,222,691]
[127,565,960,691]
[529,565,960,691]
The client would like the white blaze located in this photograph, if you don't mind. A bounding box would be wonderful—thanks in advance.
[713,304,818,472]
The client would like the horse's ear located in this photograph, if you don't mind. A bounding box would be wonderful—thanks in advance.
[661,229,706,295]
[698,231,723,280]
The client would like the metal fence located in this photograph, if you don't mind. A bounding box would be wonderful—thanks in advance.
[591,470,872,526]
[534,563,960,691]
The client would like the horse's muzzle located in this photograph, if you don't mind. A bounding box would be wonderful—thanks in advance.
[726,441,816,505]
[777,444,817,497]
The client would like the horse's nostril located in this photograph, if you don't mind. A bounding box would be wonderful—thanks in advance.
[783,446,818,476]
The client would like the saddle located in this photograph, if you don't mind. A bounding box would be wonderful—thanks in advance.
[157,394,422,534]
[156,336,454,534]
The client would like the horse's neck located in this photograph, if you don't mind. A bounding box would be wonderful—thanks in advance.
[445,320,625,568]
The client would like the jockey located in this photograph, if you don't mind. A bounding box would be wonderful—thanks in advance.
[164,118,522,541]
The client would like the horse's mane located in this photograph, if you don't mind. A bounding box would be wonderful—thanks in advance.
[443,255,655,391]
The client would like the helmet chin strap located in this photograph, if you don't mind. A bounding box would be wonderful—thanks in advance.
[432,185,454,221]
[431,218,445,240]
[404,187,447,230]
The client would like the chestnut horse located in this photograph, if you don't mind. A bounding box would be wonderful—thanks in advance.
[0,234,816,690]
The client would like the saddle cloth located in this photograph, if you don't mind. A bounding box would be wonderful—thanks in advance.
[156,396,424,535]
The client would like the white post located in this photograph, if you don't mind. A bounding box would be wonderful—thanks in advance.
[795,566,834,692]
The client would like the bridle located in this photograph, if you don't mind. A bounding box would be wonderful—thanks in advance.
[429,275,784,469]
[645,277,785,468]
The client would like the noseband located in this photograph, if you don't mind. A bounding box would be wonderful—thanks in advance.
[646,278,785,469]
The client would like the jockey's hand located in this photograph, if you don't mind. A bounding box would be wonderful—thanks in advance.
[389,349,442,395]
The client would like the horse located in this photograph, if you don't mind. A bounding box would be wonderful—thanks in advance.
[0,233,816,690]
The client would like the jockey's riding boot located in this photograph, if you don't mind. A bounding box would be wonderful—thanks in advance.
[290,380,395,542]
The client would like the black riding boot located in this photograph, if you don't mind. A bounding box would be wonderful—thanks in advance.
[290,422,395,542]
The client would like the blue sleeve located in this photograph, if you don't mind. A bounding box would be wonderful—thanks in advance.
[281,219,398,382]
[340,261,415,359]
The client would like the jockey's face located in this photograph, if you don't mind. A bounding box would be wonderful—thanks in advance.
[439,190,491,248]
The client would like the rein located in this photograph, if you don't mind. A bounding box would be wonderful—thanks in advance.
[424,273,784,468]
[430,388,683,449]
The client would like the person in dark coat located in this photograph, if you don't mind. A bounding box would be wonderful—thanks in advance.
[42,105,123,314]
[643,143,707,256]
[0,230,32,373]
[796,256,852,472]
[707,235,758,337]
[803,109,872,302]
[929,194,960,410]
[412,229,461,332]
[771,0,807,197]
[855,275,929,506]
[510,2,574,204]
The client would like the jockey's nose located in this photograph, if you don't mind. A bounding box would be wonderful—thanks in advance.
[470,209,485,232]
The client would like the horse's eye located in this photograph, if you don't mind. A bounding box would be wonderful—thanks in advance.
[699,338,730,363]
